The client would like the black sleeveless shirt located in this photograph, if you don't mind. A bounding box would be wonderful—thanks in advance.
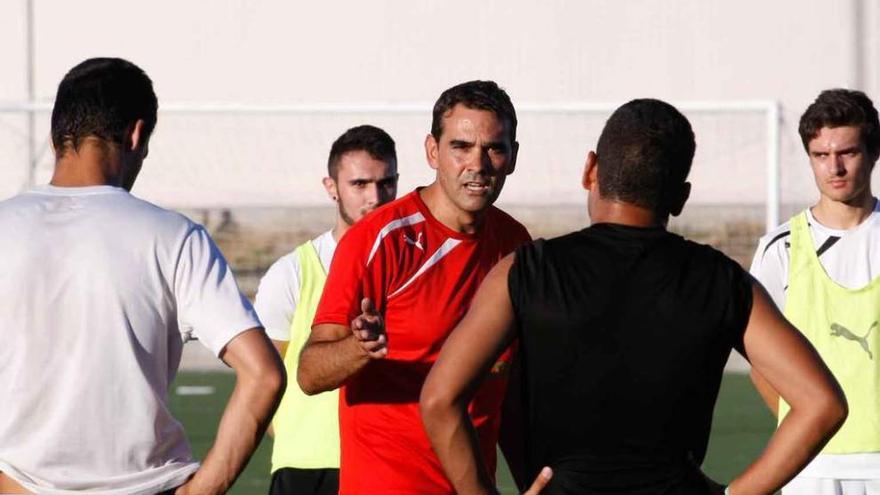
[508,224,752,494]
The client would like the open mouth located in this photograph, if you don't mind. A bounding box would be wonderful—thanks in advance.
[464,182,489,193]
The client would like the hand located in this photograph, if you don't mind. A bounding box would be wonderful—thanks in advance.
[523,467,552,495]
[351,298,387,359]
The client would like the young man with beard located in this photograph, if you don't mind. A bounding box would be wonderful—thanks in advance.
[254,125,398,495]
[750,89,880,493]
[0,57,284,495]
[297,80,533,494]
[421,98,848,494]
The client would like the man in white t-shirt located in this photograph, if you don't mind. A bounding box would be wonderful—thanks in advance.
[0,57,285,495]
[254,125,398,495]
[751,89,880,493]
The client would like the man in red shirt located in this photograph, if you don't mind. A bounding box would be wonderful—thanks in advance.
[297,80,531,494]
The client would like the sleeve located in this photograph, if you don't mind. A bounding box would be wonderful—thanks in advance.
[253,253,300,342]
[174,225,262,356]
[749,234,788,310]
[313,223,389,328]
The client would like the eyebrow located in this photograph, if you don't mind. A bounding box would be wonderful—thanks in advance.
[811,145,861,154]
[448,139,507,149]
[347,173,399,184]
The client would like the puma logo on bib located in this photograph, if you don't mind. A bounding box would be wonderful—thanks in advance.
[830,321,877,360]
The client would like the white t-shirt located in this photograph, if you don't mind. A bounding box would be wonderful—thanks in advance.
[0,185,261,495]
[750,199,880,478]
[254,230,336,342]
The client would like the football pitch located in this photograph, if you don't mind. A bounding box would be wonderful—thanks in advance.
[169,371,775,494]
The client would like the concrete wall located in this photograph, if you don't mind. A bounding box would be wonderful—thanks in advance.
[1,0,879,214]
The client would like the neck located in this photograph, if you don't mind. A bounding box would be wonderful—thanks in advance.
[50,140,122,187]
[331,218,350,242]
[811,193,876,230]
[589,198,667,228]
[419,183,486,234]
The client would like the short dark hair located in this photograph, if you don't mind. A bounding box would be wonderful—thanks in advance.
[327,125,397,179]
[430,80,517,142]
[799,89,880,159]
[596,99,696,214]
[51,58,158,156]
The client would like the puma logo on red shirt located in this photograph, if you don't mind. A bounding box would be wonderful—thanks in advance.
[403,231,424,251]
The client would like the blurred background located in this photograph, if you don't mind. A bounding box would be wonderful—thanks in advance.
[3,1,880,280]
[4,2,877,491]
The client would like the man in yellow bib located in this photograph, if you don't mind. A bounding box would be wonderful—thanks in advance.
[751,89,880,493]
[254,125,399,495]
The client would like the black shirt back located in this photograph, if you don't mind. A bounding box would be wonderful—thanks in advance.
[508,224,752,494]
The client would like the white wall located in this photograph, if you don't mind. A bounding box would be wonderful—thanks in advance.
[1,0,879,212]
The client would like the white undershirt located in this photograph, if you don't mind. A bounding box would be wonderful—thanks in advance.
[254,230,336,342]
[750,199,880,478]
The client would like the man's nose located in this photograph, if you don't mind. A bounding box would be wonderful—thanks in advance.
[831,153,846,176]
[364,183,379,204]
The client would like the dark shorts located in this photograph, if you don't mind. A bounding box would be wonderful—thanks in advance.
[270,467,339,495]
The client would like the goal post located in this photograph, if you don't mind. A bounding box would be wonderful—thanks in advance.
[0,99,781,232]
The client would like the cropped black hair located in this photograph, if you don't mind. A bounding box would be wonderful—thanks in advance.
[799,89,880,159]
[51,57,157,156]
[596,99,695,214]
[430,80,517,143]
[327,125,397,179]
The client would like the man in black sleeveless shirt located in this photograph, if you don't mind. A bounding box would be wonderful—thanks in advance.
[421,99,847,494]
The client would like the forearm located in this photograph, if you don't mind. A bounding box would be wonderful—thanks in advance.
[421,400,496,495]
[297,333,370,394]
[729,398,845,494]
[185,367,285,494]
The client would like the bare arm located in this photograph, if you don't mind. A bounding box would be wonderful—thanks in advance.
[749,367,779,417]
[499,353,527,490]
[175,328,286,495]
[727,282,847,494]
[297,299,387,395]
[265,339,289,438]
[422,255,551,494]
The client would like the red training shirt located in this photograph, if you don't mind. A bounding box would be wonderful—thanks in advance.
[313,189,530,494]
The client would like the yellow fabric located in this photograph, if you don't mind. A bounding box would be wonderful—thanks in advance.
[270,240,340,471]
[779,211,880,453]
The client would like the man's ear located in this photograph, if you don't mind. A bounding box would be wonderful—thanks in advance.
[504,141,519,175]
[127,119,147,154]
[582,151,599,192]
[322,176,339,201]
[425,133,440,170]
[669,181,691,217]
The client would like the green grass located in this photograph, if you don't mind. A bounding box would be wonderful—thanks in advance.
[169,372,776,494]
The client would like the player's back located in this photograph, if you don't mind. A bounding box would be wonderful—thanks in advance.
[0,185,202,494]
[508,223,752,494]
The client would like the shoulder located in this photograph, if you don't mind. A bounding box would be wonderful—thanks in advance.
[263,249,301,284]
[339,192,426,249]
[115,194,201,239]
[756,219,793,253]
[751,218,794,272]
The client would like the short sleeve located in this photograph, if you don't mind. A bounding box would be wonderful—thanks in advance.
[174,226,262,356]
[254,253,300,342]
[313,223,387,328]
